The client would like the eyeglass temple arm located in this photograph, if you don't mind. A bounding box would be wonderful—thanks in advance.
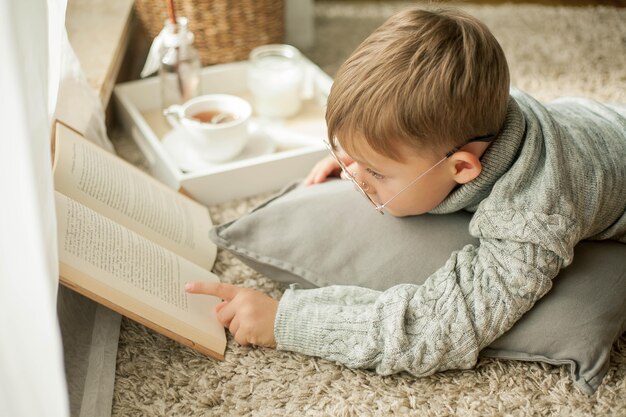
[445,134,495,158]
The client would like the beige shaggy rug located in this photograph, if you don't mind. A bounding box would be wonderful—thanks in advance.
[111,2,626,416]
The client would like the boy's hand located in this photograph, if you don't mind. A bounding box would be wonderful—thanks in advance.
[304,155,341,185]
[185,282,278,348]
[304,153,354,185]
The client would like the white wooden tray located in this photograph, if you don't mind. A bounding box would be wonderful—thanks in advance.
[113,59,331,205]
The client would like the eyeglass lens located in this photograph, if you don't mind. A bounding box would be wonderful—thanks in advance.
[326,142,383,211]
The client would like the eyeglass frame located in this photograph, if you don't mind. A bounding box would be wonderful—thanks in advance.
[325,134,495,215]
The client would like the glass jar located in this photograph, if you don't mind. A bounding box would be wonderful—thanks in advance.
[159,17,201,109]
[247,44,304,119]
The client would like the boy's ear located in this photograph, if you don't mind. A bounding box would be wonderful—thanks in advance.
[448,151,482,184]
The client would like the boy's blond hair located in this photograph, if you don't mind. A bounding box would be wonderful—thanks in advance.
[326,8,510,160]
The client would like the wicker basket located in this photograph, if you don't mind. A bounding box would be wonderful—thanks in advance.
[134,0,285,66]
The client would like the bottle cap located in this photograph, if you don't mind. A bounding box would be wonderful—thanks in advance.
[140,17,195,78]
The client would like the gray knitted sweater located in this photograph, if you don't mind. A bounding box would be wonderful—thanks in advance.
[274,88,626,376]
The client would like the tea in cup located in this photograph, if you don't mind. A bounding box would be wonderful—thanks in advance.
[164,94,252,162]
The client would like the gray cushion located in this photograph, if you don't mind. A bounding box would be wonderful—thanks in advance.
[211,179,626,395]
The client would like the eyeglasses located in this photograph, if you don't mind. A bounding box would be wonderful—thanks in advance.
[325,134,495,215]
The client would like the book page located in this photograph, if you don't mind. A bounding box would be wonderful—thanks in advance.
[52,122,216,271]
[55,192,226,355]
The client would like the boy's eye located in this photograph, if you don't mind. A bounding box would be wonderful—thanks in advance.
[366,168,385,180]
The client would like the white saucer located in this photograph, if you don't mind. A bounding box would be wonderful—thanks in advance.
[162,127,276,173]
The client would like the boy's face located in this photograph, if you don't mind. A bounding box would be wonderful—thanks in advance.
[341,138,466,217]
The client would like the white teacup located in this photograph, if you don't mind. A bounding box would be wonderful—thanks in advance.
[164,94,252,162]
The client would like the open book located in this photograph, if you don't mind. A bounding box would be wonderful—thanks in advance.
[52,121,226,360]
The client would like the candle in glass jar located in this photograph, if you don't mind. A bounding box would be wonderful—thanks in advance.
[247,44,304,119]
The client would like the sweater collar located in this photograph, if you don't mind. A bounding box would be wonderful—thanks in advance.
[429,97,526,214]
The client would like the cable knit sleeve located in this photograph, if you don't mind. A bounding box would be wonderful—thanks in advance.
[274,209,574,376]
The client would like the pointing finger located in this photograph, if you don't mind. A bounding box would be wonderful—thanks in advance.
[185,281,240,301]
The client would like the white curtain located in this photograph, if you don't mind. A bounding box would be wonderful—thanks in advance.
[0,0,69,415]
[50,1,121,416]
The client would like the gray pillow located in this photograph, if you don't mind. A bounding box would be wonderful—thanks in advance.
[211,179,626,395]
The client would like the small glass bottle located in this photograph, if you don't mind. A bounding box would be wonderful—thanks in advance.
[159,17,201,109]
[247,44,304,119]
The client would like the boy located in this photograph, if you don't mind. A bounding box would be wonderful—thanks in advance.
[186,8,626,376]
